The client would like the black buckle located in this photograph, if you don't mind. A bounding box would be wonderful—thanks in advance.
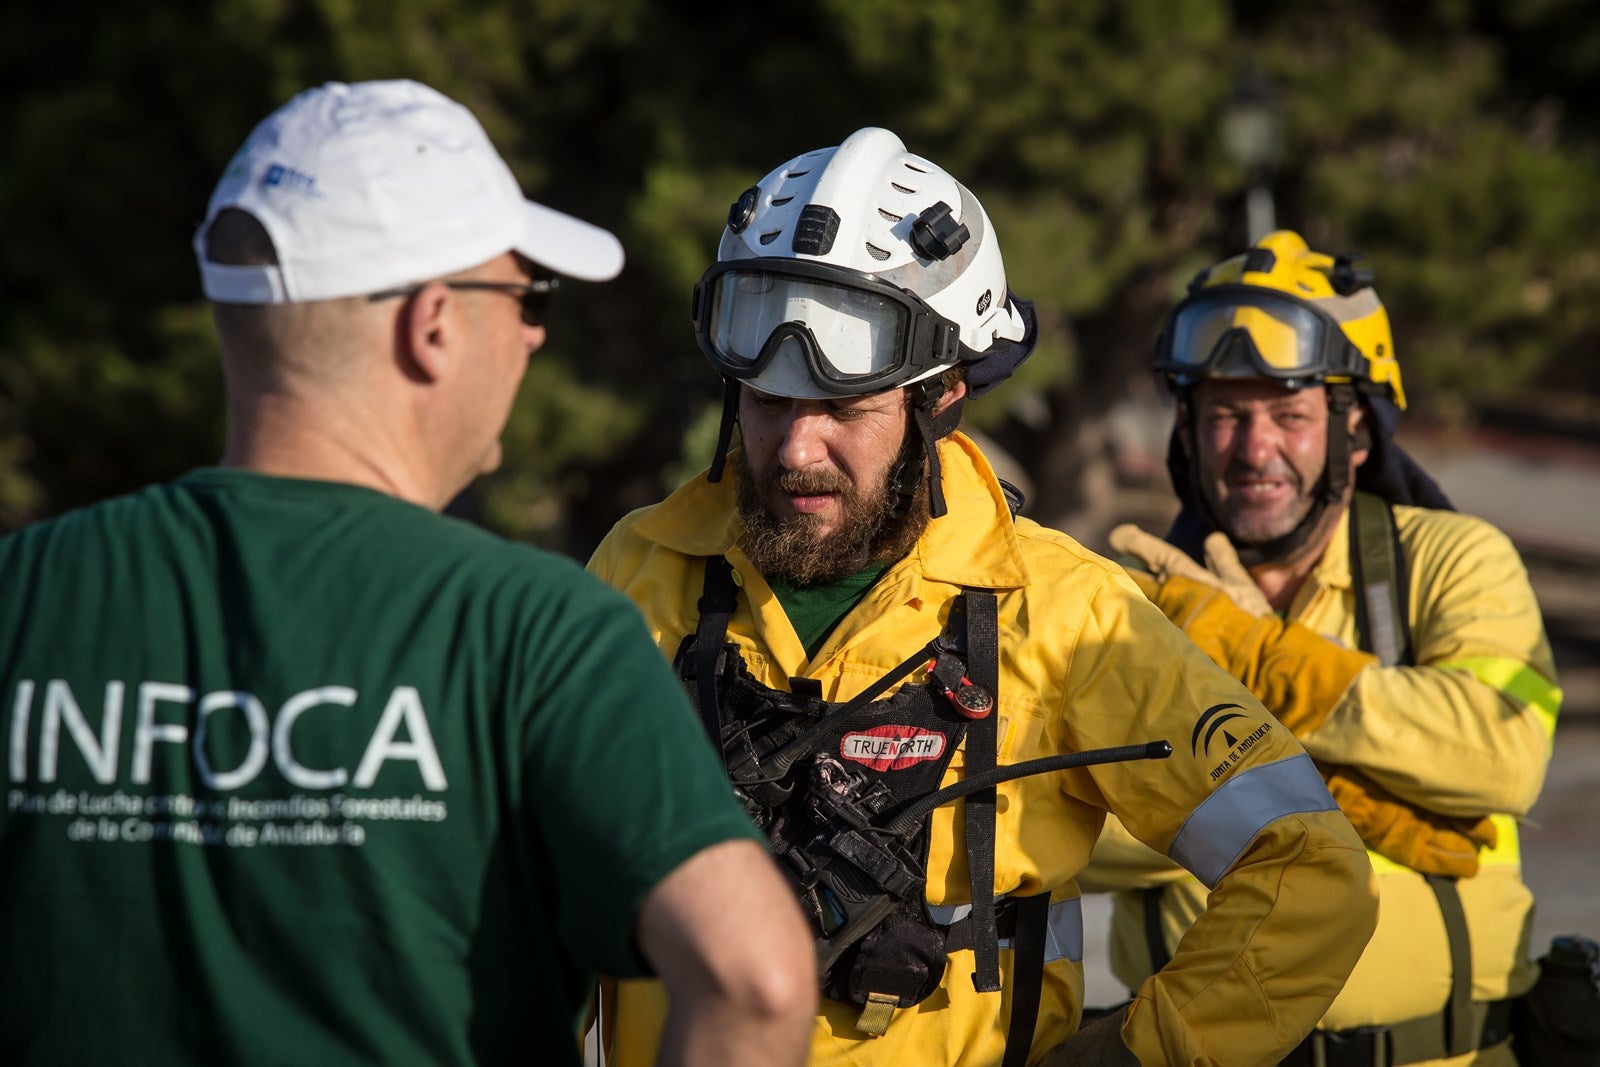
[1303,1026,1389,1067]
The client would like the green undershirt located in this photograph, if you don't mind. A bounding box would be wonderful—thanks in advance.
[770,563,890,659]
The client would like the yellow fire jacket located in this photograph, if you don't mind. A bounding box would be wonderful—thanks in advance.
[588,433,1377,1067]
[1086,503,1561,1066]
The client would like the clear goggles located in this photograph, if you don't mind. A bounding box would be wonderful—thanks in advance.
[691,257,963,395]
[1155,285,1370,387]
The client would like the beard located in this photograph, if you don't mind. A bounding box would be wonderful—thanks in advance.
[735,447,931,586]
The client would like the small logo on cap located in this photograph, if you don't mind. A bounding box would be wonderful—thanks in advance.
[262,163,321,198]
[976,289,992,315]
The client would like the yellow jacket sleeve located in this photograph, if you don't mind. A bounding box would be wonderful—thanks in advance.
[1071,574,1378,1067]
[1296,509,1560,818]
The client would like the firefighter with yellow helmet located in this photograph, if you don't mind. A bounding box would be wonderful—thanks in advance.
[1090,230,1563,1065]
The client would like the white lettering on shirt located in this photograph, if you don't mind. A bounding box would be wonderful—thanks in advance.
[132,682,194,785]
[194,691,270,790]
[5,679,446,793]
[39,679,125,785]
[10,680,33,782]
[275,687,356,789]
[353,686,447,791]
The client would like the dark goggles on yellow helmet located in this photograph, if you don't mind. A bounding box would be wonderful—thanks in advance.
[1154,285,1372,389]
[691,257,962,396]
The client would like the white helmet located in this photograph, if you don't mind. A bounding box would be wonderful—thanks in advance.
[692,127,1030,400]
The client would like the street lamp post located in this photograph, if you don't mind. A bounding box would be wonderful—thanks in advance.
[1221,71,1282,243]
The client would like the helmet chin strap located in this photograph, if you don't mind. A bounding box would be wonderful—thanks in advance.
[1184,383,1358,568]
[903,377,965,520]
[706,378,742,483]
[1225,491,1334,568]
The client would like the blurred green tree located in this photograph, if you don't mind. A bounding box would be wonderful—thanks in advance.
[2,0,1596,551]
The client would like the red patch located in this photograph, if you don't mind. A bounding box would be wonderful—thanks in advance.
[839,725,948,771]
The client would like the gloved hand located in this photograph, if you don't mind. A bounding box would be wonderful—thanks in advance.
[1038,1005,1139,1066]
[1110,524,1272,617]
[1200,532,1275,618]
[1151,574,1377,735]
[1324,765,1498,878]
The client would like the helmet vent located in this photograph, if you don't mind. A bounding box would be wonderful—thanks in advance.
[772,195,794,206]
[786,168,811,179]
[759,230,782,245]
[865,242,891,261]
[903,162,929,174]
[891,181,916,194]
[878,208,903,222]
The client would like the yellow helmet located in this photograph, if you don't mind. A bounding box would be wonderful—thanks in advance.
[1154,230,1405,409]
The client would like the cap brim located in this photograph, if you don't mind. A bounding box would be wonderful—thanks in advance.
[516,200,624,282]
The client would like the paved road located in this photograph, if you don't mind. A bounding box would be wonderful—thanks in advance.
[1520,716,1600,944]
[1402,427,1600,562]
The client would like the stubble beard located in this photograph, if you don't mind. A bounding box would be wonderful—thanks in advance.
[1210,460,1318,547]
[735,451,930,586]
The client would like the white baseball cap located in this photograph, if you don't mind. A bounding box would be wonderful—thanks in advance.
[195,79,624,303]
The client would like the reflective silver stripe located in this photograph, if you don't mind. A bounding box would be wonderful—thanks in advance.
[927,902,972,926]
[1041,897,1083,964]
[925,897,1083,964]
[1168,753,1338,888]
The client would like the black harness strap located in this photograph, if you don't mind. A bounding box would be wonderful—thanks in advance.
[1428,874,1477,1058]
[1288,498,1495,1064]
[963,589,1002,994]
[686,554,1060,1051]
[1142,886,1172,973]
[1355,497,1474,1056]
[1348,491,1412,669]
[1001,894,1051,1067]
[694,556,739,744]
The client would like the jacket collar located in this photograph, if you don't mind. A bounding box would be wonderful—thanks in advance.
[631,431,1030,590]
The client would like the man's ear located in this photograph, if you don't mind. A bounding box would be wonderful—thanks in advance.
[1348,402,1371,469]
[933,377,968,417]
[1175,398,1194,448]
[399,282,455,384]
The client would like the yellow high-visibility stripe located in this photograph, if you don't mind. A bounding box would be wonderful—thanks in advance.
[1436,656,1562,740]
[1364,813,1521,875]
[1484,813,1521,866]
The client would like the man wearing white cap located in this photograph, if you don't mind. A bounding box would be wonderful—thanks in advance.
[0,80,814,1066]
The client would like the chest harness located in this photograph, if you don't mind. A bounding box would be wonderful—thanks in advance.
[678,551,1166,1063]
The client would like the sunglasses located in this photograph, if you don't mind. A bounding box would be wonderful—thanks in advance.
[368,275,559,327]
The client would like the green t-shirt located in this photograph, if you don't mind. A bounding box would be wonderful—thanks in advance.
[770,564,889,659]
[0,469,756,1067]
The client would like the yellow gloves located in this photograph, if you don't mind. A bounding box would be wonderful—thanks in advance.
[1110,524,1272,617]
[1148,572,1375,735]
[1113,524,1498,878]
[1114,524,1368,731]
[1324,765,1498,878]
